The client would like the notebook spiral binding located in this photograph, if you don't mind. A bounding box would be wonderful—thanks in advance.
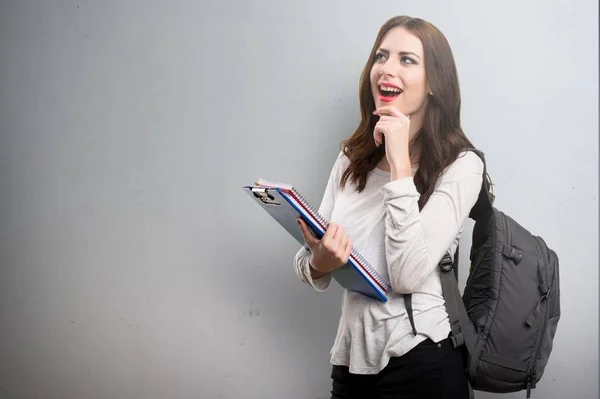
[291,188,390,291]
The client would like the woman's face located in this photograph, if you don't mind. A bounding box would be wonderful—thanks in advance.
[370,26,430,118]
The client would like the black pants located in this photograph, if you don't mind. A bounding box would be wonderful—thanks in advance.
[330,338,470,399]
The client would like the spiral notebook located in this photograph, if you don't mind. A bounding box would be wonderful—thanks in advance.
[243,178,389,302]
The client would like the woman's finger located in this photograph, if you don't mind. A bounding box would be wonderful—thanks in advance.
[343,236,352,263]
[338,234,348,258]
[297,218,319,248]
[373,106,406,118]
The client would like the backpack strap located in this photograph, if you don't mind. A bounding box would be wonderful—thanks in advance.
[404,252,477,353]
[439,252,477,399]
[466,148,495,220]
[438,253,477,352]
[404,294,417,336]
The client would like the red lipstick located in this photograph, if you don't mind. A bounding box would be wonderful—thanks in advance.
[378,82,403,102]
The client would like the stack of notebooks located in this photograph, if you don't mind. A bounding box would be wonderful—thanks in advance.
[243,178,389,302]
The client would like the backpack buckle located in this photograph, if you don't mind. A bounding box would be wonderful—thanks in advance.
[450,332,464,348]
[439,253,454,272]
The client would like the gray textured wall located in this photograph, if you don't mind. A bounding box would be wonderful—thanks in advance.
[0,1,597,398]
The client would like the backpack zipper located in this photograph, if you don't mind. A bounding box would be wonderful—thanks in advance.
[526,367,537,398]
[526,301,548,398]
[526,237,552,398]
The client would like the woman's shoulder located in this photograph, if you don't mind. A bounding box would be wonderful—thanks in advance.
[331,149,351,174]
[441,150,485,181]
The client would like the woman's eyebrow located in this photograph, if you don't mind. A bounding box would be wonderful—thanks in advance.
[377,48,422,60]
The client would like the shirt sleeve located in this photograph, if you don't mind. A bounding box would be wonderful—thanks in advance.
[379,151,484,294]
[292,151,345,291]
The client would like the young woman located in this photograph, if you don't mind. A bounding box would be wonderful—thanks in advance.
[293,15,483,399]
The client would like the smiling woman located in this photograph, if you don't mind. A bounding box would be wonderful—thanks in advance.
[293,15,485,399]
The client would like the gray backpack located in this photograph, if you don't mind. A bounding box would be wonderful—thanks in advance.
[404,149,561,398]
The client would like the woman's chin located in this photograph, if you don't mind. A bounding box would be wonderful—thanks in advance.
[374,98,406,114]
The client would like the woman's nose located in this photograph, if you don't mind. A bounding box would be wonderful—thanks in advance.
[380,61,395,77]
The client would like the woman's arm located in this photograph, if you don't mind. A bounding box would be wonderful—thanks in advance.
[381,151,483,294]
[293,246,332,291]
[292,151,345,291]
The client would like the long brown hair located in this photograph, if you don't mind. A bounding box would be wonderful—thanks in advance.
[340,16,478,209]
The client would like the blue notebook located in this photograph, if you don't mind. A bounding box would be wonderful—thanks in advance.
[243,178,389,302]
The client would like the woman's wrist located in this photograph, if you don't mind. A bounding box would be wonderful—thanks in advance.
[309,259,327,279]
[390,162,412,180]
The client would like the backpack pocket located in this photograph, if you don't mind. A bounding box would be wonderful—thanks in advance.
[478,351,529,386]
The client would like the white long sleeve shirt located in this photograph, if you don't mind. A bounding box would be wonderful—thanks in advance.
[293,150,483,374]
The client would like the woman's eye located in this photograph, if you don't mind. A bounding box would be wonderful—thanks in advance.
[401,56,417,65]
[375,53,386,62]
